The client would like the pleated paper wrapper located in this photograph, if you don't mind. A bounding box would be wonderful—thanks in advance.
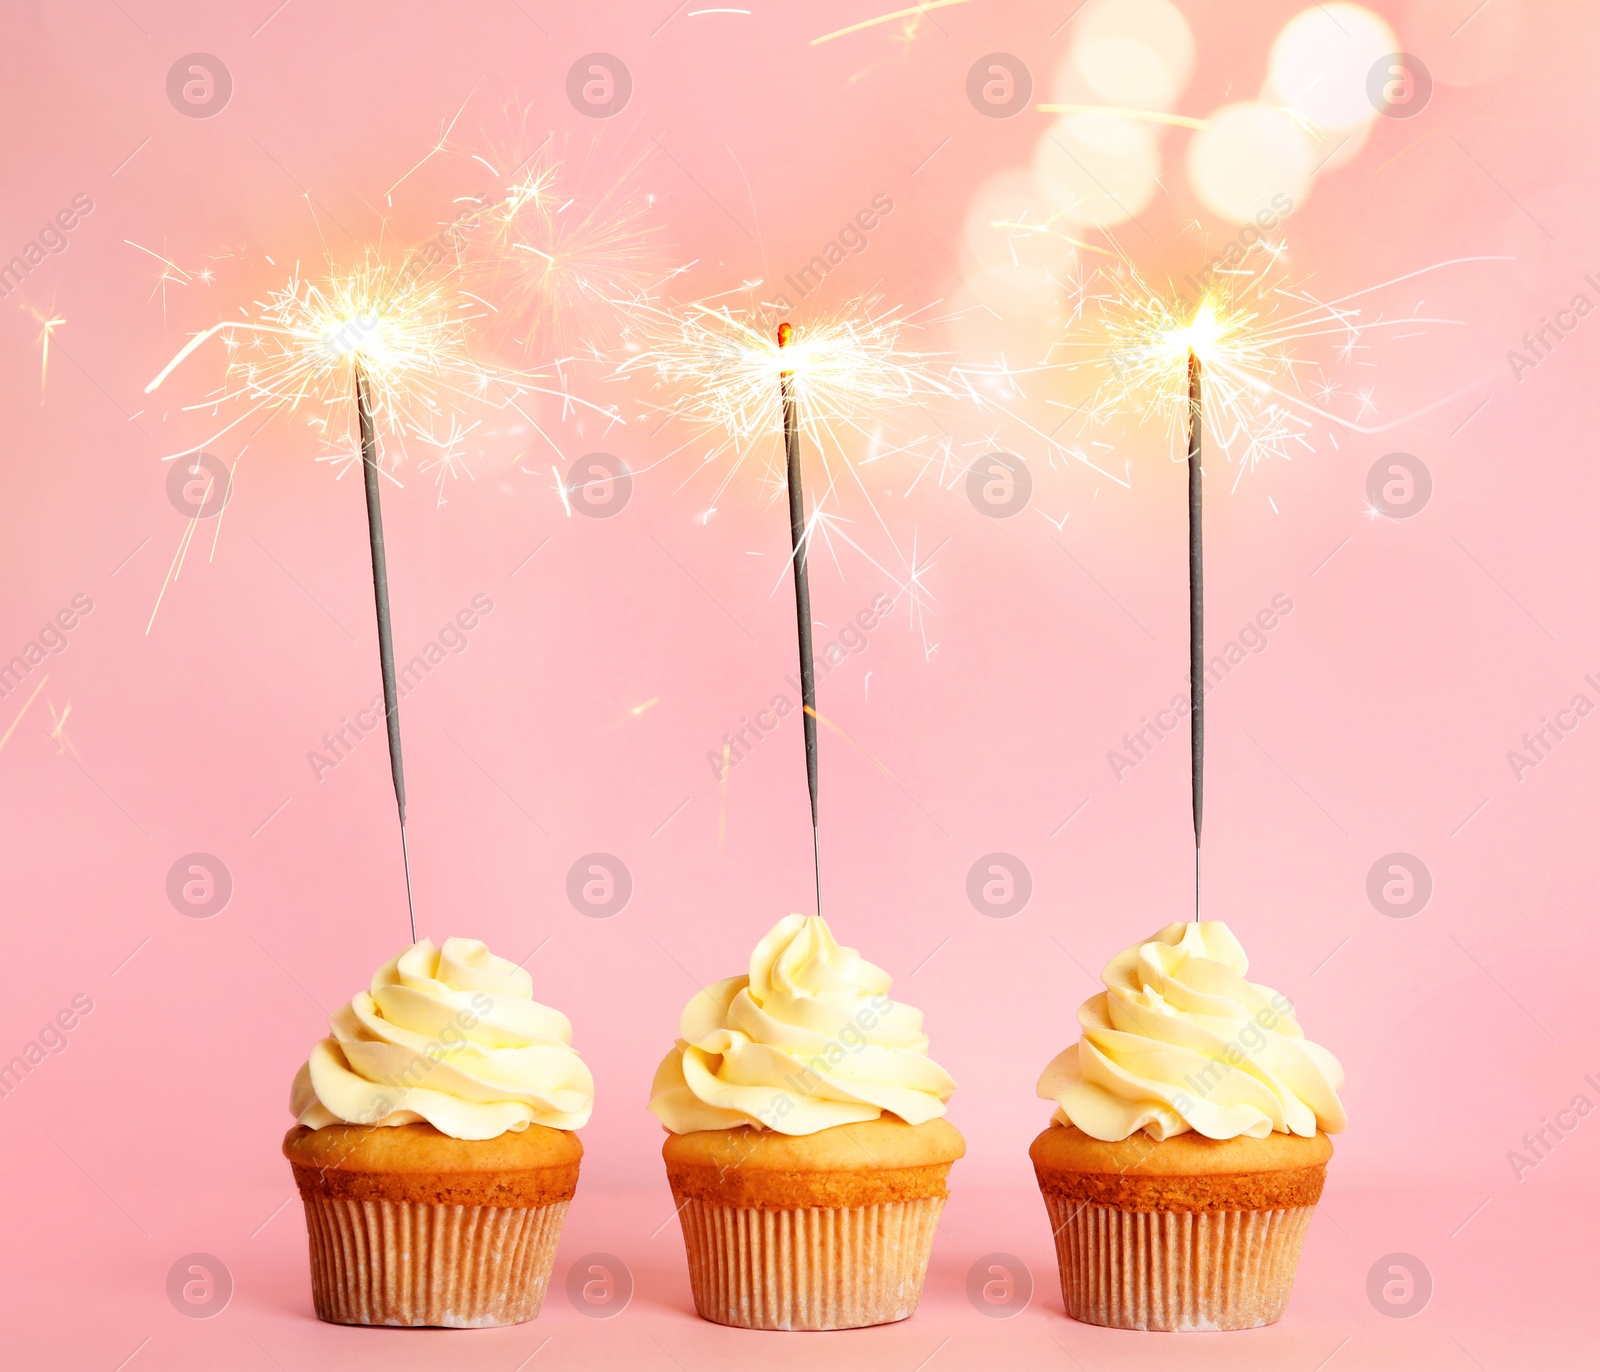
[675,1196,944,1330]
[300,1195,569,1327]
[1042,1195,1314,1331]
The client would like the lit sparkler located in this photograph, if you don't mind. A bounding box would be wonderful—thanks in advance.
[623,290,967,653]
[620,293,957,898]
[619,293,954,502]
[145,257,519,942]
[1053,245,1509,918]
[145,259,500,460]
[1058,248,1503,482]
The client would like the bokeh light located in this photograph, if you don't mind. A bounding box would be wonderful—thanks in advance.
[1069,0,1196,110]
[1187,102,1314,223]
[1034,112,1161,229]
[962,169,1079,278]
[1266,4,1397,132]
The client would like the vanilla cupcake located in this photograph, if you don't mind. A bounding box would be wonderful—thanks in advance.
[283,938,593,1327]
[1032,921,1346,1331]
[649,914,962,1330]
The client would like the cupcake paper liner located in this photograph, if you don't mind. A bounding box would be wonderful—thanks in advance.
[1042,1194,1314,1331]
[300,1194,569,1327]
[675,1196,944,1330]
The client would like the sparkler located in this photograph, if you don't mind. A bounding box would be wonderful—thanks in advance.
[1093,287,1258,919]
[618,293,954,508]
[355,365,416,941]
[778,322,821,915]
[1056,246,1507,918]
[620,293,956,908]
[1187,347,1203,920]
[145,259,512,942]
[1059,249,1506,480]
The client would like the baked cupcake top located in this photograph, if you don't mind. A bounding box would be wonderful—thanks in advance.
[290,937,593,1140]
[648,913,957,1135]
[1037,920,1345,1142]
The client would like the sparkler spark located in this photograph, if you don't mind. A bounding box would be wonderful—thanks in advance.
[141,254,609,629]
[145,257,501,464]
[125,238,214,326]
[618,291,957,658]
[619,295,952,491]
[1051,246,1505,486]
[458,139,663,355]
[24,304,66,403]
[811,0,973,45]
[46,700,78,760]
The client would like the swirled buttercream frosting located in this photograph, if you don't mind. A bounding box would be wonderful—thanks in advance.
[290,937,593,1140]
[1037,921,1346,1142]
[648,914,956,1135]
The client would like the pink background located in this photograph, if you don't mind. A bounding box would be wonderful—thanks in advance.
[2,0,1596,1366]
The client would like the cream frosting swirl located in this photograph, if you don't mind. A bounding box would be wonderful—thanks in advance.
[648,914,956,1135]
[1037,921,1345,1142]
[290,937,593,1140]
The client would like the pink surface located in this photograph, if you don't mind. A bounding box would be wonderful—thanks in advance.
[2,0,1596,1366]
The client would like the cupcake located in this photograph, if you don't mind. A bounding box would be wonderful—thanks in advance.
[649,914,962,1330]
[283,937,593,1327]
[1032,921,1345,1331]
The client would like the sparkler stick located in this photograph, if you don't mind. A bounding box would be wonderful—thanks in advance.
[355,367,416,942]
[144,259,529,941]
[1044,249,1511,921]
[1187,349,1203,922]
[778,321,822,916]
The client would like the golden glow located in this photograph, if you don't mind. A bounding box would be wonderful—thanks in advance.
[145,259,514,463]
[1164,298,1232,360]
[619,297,951,458]
[1063,258,1309,475]
[1049,248,1509,478]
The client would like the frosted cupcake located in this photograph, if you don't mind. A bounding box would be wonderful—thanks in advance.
[649,914,962,1330]
[1032,921,1345,1331]
[283,937,593,1327]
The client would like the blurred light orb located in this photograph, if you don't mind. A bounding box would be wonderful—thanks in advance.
[1267,4,1398,131]
[1034,113,1160,229]
[1069,0,1195,109]
[1188,102,1314,222]
[962,169,1078,277]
